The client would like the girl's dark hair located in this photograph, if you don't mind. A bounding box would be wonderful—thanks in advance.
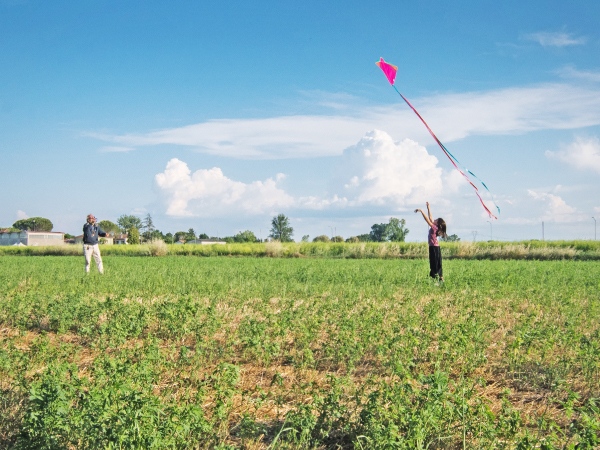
[436,218,447,238]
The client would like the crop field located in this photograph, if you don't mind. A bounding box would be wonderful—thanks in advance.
[1,256,599,449]
[1,240,600,260]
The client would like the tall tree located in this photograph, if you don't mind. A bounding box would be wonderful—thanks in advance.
[98,220,120,235]
[387,217,409,242]
[369,217,409,242]
[13,217,53,232]
[186,228,196,240]
[117,215,142,232]
[369,223,389,242]
[128,227,140,244]
[142,213,155,233]
[269,214,294,242]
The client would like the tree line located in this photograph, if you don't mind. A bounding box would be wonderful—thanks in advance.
[5,213,459,244]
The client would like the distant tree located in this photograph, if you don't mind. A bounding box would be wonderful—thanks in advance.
[98,220,120,235]
[142,214,155,233]
[313,235,330,243]
[117,215,142,233]
[387,218,409,242]
[441,234,460,242]
[368,217,409,242]
[332,236,344,243]
[369,223,389,242]
[174,231,188,242]
[269,214,294,242]
[356,234,372,242]
[198,233,209,239]
[301,235,310,242]
[223,237,235,244]
[234,230,257,243]
[13,217,53,232]
[128,227,140,244]
[143,229,164,242]
[345,236,360,243]
[186,228,196,240]
[164,232,174,244]
[64,233,75,239]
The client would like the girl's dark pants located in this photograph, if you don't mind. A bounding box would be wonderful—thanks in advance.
[429,246,443,279]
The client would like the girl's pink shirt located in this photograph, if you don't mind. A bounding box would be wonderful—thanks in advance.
[428,223,439,247]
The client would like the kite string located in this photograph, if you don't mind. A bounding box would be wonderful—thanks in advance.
[392,85,499,219]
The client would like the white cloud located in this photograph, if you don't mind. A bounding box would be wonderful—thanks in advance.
[555,66,600,83]
[546,136,600,173]
[527,189,583,223]
[16,210,28,220]
[153,132,494,218]
[594,207,600,214]
[333,130,443,208]
[99,146,135,153]
[91,83,600,160]
[525,31,586,47]
[155,158,294,217]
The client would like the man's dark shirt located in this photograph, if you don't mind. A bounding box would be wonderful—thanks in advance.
[82,223,107,245]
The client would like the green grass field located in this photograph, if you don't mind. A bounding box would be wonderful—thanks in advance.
[1,256,599,448]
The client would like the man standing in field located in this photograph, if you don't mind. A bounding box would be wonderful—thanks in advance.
[83,214,108,274]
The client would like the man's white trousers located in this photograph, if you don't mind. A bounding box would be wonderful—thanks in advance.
[83,244,104,274]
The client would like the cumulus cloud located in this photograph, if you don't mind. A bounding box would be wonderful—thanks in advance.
[155,158,294,217]
[333,130,443,208]
[525,31,586,47]
[527,189,583,223]
[16,210,28,220]
[546,136,600,173]
[91,83,600,159]
[154,131,461,218]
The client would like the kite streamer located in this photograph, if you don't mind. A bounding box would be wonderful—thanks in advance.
[376,57,500,219]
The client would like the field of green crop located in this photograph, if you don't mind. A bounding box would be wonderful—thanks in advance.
[1,256,599,449]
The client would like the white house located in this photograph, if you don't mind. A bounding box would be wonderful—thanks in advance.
[0,230,65,246]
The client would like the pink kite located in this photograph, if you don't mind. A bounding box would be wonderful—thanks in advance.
[376,57,500,219]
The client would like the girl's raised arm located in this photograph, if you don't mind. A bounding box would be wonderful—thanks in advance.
[426,202,433,222]
[414,206,434,227]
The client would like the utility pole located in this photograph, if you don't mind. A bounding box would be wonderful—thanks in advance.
[472,231,478,242]
[32,219,36,232]
[593,217,597,241]
[487,220,492,241]
[542,222,544,241]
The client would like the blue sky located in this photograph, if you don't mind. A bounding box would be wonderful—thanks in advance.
[2,0,600,241]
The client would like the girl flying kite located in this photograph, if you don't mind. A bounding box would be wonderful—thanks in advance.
[415,202,446,283]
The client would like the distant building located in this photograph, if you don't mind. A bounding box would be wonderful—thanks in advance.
[0,230,65,246]
[185,239,227,245]
[113,234,128,245]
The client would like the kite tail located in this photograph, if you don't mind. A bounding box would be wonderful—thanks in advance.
[392,85,500,218]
